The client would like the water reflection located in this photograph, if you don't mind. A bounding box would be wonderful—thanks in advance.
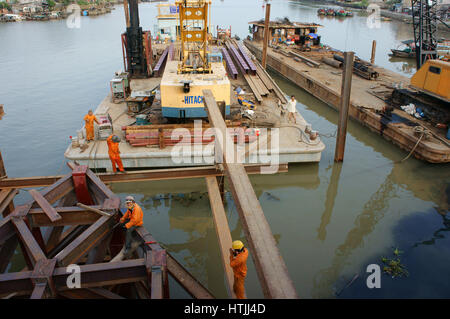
[312,170,397,297]
[413,208,450,248]
[388,56,416,75]
[317,162,343,241]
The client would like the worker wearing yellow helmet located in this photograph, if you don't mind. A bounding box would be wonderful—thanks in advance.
[229,240,249,299]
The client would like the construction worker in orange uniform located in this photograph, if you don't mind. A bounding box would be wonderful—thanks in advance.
[229,240,249,299]
[84,110,99,142]
[119,196,144,255]
[107,134,125,173]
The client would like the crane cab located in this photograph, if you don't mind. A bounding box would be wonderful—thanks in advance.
[410,60,450,103]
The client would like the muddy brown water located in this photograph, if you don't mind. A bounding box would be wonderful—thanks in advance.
[0,0,449,298]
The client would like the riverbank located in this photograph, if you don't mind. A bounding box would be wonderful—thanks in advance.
[300,0,449,32]
[0,1,115,22]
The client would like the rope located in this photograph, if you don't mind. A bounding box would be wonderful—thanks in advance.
[398,127,426,163]
[280,123,322,146]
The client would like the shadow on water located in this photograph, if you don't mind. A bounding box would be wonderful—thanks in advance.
[336,183,450,298]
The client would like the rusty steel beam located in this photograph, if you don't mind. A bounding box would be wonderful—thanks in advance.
[28,189,62,223]
[54,215,116,266]
[86,233,113,264]
[45,226,64,254]
[0,234,18,274]
[31,174,74,209]
[134,227,214,299]
[47,225,88,258]
[0,164,288,189]
[205,177,236,299]
[0,189,18,217]
[86,169,116,200]
[86,287,125,299]
[0,217,15,244]
[203,89,298,299]
[11,217,46,266]
[30,259,57,299]
[29,206,102,227]
[0,259,148,297]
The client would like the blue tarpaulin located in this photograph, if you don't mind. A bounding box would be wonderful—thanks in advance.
[308,33,318,39]
[170,6,179,14]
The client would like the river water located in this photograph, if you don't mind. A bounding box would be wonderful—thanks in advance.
[0,0,449,298]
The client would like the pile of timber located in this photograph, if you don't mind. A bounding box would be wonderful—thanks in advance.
[224,39,287,105]
[333,54,379,80]
[122,122,257,148]
[0,163,214,299]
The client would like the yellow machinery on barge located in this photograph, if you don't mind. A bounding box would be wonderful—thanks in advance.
[161,0,231,118]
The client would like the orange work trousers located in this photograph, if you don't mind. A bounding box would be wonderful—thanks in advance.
[109,156,124,172]
[86,125,95,141]
[233,276,246,299]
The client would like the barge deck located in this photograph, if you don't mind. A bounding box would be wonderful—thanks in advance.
[244,40,450,163]
[65,43,325,170]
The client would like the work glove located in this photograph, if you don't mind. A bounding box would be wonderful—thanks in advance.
[120,222,128,230]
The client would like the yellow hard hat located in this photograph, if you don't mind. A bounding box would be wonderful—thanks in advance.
[232,240,244,250]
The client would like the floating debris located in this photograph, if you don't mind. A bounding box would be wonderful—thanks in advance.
[336,274,359,296]
[264,191,280,201]
[381,247,409,278]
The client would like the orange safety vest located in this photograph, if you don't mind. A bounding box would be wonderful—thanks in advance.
[107,135,121,159]
[84,114,98,128]
[120,203,144,229]
[230,248,249,278]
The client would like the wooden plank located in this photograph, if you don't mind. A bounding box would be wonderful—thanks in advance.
[203,89,298,299]
[28,189,62,222]
[54,215,115,266]
[165,252,214,299]
[76,203,113,217]
[11,218,46,266]
[205,177,236,299]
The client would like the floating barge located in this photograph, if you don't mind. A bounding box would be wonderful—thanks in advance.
[244,21,450,163]
[65,4,325,170]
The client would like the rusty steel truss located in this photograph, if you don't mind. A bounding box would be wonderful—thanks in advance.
[0,163,214,299]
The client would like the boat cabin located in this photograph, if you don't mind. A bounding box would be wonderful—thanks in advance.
[249,20,322,46]
[155,3,180,42]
